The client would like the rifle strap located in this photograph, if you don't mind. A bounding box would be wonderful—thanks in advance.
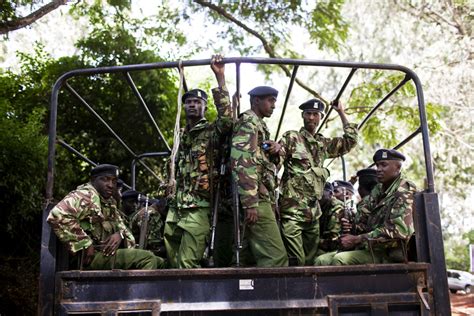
[168,61,185,197]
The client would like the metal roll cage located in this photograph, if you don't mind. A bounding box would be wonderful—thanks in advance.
[40,57,447,315]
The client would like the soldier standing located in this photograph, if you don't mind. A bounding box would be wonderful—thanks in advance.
[231,86,288,267]
[47,164,164,269]
[278,99,358,266]
[330,149,416,265]
[163,55,232,268]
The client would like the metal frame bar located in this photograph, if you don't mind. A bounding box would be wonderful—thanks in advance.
[131,152,170,190]
[124,72,171,151]
[317,68,357,133]
[274,65,299,140]
[64,83,161,182]
[56,138,97,167]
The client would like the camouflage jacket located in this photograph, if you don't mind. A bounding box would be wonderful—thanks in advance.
[47,183,135,253]
[278,124,358,221]
[318,196,345,252]
[172,87,232,209]
[231,109,278,209]
[129,205,164,251]
[357,174,416,244]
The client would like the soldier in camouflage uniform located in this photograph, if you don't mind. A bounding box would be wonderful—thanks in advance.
[313,183,345,265]
[47,164,164,270]
[278,99,358,266]
[131,199,167,257]
[330,149,416,265]
[164,55,232,268]
[231,86,288,267]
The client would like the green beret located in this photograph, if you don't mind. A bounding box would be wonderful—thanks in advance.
[182,89,208,103]
[248,86,278,97]
[91,164,119,178]
[373,149,406,162]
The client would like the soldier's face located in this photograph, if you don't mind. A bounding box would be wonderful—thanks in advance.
[375,160,401,184]
[92,175,117,199]
[184,97,206,119]
[302,110,322,131]
[254,95,276,118]
[333,188,353,202]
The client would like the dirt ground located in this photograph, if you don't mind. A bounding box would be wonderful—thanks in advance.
[450,292,474,316]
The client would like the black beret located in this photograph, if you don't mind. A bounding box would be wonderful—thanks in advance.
[299,98,325,113]
[324,182,334,192]
[91,164,119,178]
[356,168,377,179]
[182,89,208,103]
[332,180,355,194]
[373,149,406,162]
[121,190,140,200]
[248,86,278,97]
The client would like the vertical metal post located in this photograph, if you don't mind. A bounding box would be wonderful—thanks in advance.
[275,65,299,141]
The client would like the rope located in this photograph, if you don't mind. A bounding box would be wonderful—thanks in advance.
[167,61,185,197]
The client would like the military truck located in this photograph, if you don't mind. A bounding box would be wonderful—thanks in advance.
[39,57,450,315]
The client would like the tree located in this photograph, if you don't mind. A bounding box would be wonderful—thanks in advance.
[0,0,68,35]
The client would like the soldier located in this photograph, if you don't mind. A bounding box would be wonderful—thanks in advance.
[47,164,164,270]
[164,55,232,268]
[332,180,355,202]
[278,99,358,266]
[330,149,416,265]
[356,168,378,199]
[231,86,288,267]
[120,190,140,225]
[131,198,168,258]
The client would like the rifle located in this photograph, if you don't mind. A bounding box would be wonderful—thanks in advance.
[231,86,242,266]
[138,194,149,249]
[342,188,355,235]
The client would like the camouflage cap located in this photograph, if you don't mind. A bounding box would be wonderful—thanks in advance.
[90,164,119,178]
[333,180,355,194]
[182,89,208,103]
[248,86,278,97]
[373,149,406,162]
[299,98,325,113]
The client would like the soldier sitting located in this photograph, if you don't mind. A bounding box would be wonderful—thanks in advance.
[330,149,416,265]
[47,164,165,270]
[313,183,345,265]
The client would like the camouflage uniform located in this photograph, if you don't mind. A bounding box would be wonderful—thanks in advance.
[164,87,232,268]
[231,109,288,267]
[130,205,165,256]
[331,174,416,265]
[47,183,163,270]
[278,124,358,265]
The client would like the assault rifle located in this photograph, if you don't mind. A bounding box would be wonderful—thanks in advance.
[138,194,149,249]
[341,187,355,235]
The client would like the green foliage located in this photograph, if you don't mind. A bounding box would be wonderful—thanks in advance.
[189,1,349,56]
[445,229,473,271]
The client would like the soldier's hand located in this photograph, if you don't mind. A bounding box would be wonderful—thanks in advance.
[83,244,95,266]
[339,234,361,250]
[211,54,226,86]
[341,218,353,234]
[263,140,281,155]
[101,232,122,256]
[245,208,259,225]
[331,100,345,113]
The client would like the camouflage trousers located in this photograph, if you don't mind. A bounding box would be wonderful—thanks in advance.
[86,248,165,270]
[164,207,210,268]
[314,250,338,266]
[239,202,289,267]
[280,218,320,266]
